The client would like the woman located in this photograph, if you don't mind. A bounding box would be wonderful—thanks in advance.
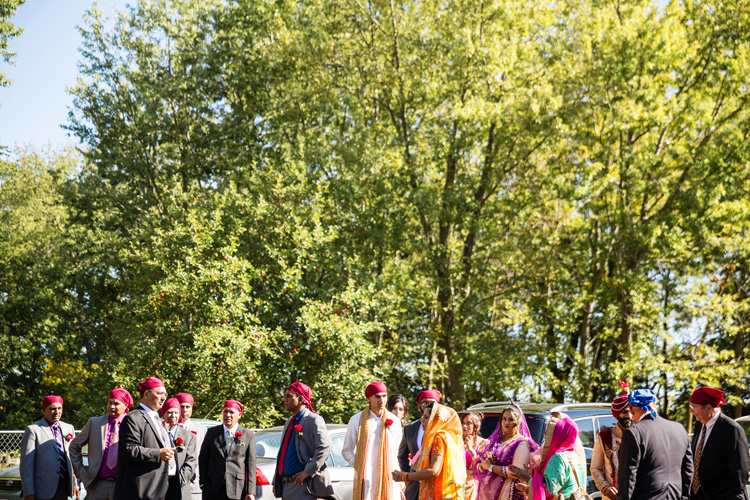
[462,413,489,500]
[161,397,197,500]
[392,403,466,500]
[530,414,586,500]
[388,393,410,426]
[474,405,538,500]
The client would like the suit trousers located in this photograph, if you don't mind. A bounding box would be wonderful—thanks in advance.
[280,480,316,500]
[37,477,68,500]
[165,475,182,500]
[86,478,116,500]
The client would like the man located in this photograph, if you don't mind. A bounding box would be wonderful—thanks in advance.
[175,392,204,497]
[70,388,133,500]
[617,389,692,500]
[162,397,197,500]
[113,377,173,500]
[342,381,403,500]
[398,390,441,500]
[273,382,334,500]
[198,400,256,500]
[20,395,80,500]
[591,392,632,500]
[689,386,750,500]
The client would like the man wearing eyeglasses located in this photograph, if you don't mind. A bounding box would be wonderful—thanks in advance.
[114,377,173,500]
[688,386,750,500]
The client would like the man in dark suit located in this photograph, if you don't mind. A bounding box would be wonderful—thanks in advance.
[198,400,256,500]
[273,382,334,500]
[689,386,750,500]
[114,377,173,500]
[70,388,133,500]
[20,395,80,500]
[397,390,440,500]
[618,389,692,500]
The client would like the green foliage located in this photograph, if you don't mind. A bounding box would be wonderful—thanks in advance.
[0,0,24,87]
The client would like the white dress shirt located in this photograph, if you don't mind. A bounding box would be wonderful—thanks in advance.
[140,404,176,475]
[698,410,721,449]
[342,409,402,500]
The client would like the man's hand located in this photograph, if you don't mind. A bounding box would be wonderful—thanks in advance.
[244,495,255,500]
[160,447,175,462]
[292,471,310,485]
[603,486,618,500]
[73,487,81,500]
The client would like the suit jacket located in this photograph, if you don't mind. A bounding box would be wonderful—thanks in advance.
[397,420,421,500]
[171,426,198,500]
[199,425,256,500]
[272,410,334,498]
[19,418,76,498]
[618,413,693,500]
[691,412,750,500]
[180,419,206,495]
[114,406,171,500]
[70,414,111,489]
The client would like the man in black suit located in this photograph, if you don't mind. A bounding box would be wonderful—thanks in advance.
[114,377,173,500]
[273,382,334,500]
[689,386,750,500]
[617,389,692,500]
[198,400,256,500]
[397,390,440,500]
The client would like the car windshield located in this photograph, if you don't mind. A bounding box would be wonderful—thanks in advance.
[255,429,284,458]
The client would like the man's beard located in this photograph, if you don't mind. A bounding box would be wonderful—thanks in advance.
[618,416,633,428]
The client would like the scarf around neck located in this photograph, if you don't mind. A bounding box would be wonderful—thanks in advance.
[352,407,392,500]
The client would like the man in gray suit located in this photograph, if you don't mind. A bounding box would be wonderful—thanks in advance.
[273,382,334,500]
[20,395,80,500]
[176,392,205,497]
[397,390,440,500]
[618,389,693,500]
[70,388,134,500]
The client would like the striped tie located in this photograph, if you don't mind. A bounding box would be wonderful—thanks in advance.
[691,425,705,494]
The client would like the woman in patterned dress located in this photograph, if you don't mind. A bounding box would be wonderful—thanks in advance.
[473,405,538,500]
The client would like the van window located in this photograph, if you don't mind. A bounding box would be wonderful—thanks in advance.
[597,416,618,434]
[575,418,595,448]
[330,434,346,467]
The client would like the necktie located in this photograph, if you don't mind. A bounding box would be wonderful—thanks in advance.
[50,424,67,460]
[691,425,706,493]
[277,420,295,475]
[106,420,119,469]
[226,430,233,454]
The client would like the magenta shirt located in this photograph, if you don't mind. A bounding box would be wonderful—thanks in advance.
[99,414,126,478]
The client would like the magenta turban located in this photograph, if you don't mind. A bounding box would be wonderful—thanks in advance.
[288,382,314,412]
[418,390,441,403]
[224,400,244,416]
[136,377,165,395]
[175,393,194,406]
[691,387,726,408]
[160,397,181,418]
[110,388,134,412]
[365,381,387,399]
[42,395,63,410]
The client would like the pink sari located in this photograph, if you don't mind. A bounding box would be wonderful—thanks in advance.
[530,417,578,500]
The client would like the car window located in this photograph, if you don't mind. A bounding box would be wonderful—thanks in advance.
[596,416,618,435]
[575,418,595,448]
[255,431,283,458]
[330,434,348,467]
[736,420,750,447]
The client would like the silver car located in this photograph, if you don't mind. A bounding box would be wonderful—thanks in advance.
[254,424,353,500]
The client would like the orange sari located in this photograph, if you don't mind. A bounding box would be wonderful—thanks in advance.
[416,404,466,500]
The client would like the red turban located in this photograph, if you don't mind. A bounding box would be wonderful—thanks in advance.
[224,400,244,416]
[110,388,134,412]
[365,381,387,399]
[42,396,63,410]
[690,387,726,408]
[136,377,165,395]
[611,394,630,418]
[418,390,441,403]
[175,393,194,406]
[288,382,314,412]
[160,397,182,419]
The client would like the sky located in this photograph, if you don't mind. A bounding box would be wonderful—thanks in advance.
[0,0,128,149]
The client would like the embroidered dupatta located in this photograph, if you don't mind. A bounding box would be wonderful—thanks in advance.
[353,408,393,500]
[416,404,467,500]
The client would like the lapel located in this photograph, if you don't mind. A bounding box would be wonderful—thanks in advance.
[99,417,108,459]
[39,418,54,442]
[295,411,308,449]
[219,426,228,458]
[140,407,166,446]
[701,413,724,455]
[172,426,183,468]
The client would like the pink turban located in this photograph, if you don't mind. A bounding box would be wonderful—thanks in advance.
[224,400,244,416]
[110,388,134,412]
[288,382,314,412]
[691,387,726,408]
[365,381,387,399]
[160,397,182,419]
[136,377,165,395]
[611,394,630,419]
[175,393,194,406]
[42,396,63,410]
[418,390,441,403]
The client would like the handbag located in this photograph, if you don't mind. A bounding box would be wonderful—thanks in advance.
[566,456,593,500]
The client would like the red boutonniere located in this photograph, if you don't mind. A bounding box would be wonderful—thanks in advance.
[175,436,185,451]
[385,419,394,427]
[65,433,73,441]
[175,437,184,445]
[234,431,245,446]
[294,424,303,433]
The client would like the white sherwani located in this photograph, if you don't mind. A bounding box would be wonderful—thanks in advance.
[342,409,403,500]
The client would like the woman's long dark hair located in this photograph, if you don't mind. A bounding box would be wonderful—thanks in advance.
[386,394,409,424]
